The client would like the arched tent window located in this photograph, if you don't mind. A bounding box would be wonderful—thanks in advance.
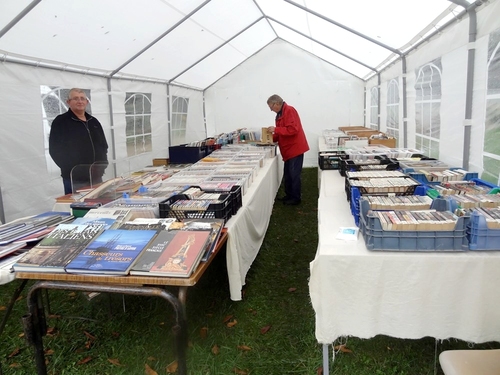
[125,92,152,157]
[415,60,441,159]
[482,28,500,185]
[369,87,379,130]
[41,86,92,174]
[386,78,400,146]
[171,96,189,145]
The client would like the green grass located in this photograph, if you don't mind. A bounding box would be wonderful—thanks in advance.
[1,167,499,374]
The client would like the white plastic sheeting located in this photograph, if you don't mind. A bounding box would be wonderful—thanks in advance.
[1,0,476,86]
[0,0,499,223]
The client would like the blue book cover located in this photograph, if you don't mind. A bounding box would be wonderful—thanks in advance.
[72,217,117,230]
[65,229,158,275]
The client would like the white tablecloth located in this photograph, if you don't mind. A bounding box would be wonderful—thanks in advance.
[310,170,500,344]
[226,156,283,300]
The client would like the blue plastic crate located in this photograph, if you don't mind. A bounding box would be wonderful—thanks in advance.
[467,211,500,250]
[350,184,427,226]
[168,145,207,164]
[358,199,469,251]
[407,167,478,185]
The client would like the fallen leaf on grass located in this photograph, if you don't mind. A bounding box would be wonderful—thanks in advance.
[111,331,120,338]
[317,366,323,375]
[8,348,20,358]
[9,363,21,368]
[237,345,251,351]
[47,314,61,319]
[293,238,299,243]
[288,287,297,292]
[147,356,156,361]
[222,315,233,323]
[211,344,220,355]
[0,305,6,311]
[77,356,92,365]
[226,319,238,328]
[233,368,249,375]
[260,325,271,334]
[200,326,208,338]
[83,331,96,340]
[84,340,92,350]
[18,332,24,338]
[68,292,76,297]
[145,363,158,375]
[46,327,57,336]
[108,358,122,366]
[334,344,352,353]
[166,360,178,373]
[44,349,54,356]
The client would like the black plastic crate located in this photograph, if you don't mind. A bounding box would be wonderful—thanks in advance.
[345,175,421,201]
[159,193,232,222]
[318,151,347,170]
[339,155,395,176]
[182,185,242,216]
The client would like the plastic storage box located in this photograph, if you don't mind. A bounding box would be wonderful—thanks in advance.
[159,193,232,223]
[168,145,207,164]
[318,150,347,170]
[467,211,500,250]
[358,199,469,251]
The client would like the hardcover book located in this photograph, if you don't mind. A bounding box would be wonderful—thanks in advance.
[65,229,158,275]
[13,223,105,273]
[180,218,224,262]
[129,230,180,275]
[142,230,211,278]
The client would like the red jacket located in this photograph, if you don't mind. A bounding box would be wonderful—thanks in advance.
[273,102,310,161]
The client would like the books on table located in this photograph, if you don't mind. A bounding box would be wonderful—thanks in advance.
[65,229,158,275]
[179,218,224,262]
[130,230,211,278]
[13,223,106,273]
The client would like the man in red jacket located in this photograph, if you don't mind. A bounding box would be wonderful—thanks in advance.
[267,94,309,205]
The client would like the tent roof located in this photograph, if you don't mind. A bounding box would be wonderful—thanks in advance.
[0,0,478,89]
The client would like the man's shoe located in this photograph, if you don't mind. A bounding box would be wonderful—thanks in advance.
[283,199,301,206]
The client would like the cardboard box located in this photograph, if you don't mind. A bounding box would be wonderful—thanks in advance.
[152,158,169,166]
[369,138,397,148]
[261,127,274,144]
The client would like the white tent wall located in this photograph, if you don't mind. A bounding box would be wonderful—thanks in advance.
[0,62,111,222]
[365,1,500,177]
[204,39,365,167]
[0,62,209,222]
[169,85,206,144]
[108,79,169,176]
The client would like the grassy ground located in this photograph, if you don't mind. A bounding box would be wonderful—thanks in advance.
[1,167,499,374]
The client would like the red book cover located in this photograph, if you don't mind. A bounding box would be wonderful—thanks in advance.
[148,231,210,277]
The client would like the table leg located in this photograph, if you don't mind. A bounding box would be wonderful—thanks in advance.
[0,279,28,337]
[323,344,329,375]
[24,281,188,375]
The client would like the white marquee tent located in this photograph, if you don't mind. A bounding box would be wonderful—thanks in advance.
[1,0,500,222]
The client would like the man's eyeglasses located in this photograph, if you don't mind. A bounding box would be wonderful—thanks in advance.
[69,97,88,102]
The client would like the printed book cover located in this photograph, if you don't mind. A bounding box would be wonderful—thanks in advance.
[65,229,158,275]
[129,230,179,275]
[180,218,224,262]
[72,217,117,230]
[13,223,105,273]
[147,230,211,278]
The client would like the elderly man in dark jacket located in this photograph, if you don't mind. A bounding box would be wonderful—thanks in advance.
[49,88,108,195]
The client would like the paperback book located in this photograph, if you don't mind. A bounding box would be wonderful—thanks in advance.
[134,230,211,278]
[13,223,105,273]
[65,229,158,275]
